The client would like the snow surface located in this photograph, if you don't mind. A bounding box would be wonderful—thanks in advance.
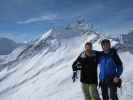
[0,27,132,100]
[0,45,27,64]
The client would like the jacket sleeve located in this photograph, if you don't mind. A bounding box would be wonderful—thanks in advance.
[115,53,123,77]
[93,50,103,63]
[72,55,82,72]
[112,48,123,77]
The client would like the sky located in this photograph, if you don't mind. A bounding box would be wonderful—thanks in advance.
[0,0,133,42]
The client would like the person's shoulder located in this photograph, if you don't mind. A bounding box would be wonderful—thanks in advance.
[110,48,117,54]
[111,48,117,51]
[79,51,85,58]
[109,48,120,57]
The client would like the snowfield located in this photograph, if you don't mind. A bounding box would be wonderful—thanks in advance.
[0,45,27,65]
[0,22,133,100]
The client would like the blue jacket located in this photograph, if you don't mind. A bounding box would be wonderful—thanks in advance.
[98,49,123,80]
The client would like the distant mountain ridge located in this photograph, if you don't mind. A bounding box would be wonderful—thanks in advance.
[122,31,133,53]
[0,37,19,55]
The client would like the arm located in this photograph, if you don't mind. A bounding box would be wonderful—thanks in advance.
[72,54,82,82]
[111,48,123,77]
[93,50,103,63]
[72,57,81,72]
[110,48,123,85]
[115,53,123,77]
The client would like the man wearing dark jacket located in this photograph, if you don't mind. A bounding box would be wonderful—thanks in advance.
[72,42,101,100]
[98,39,123,100]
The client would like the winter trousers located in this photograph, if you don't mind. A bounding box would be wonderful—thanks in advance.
[82,84,101,100]
[100,80,118,100]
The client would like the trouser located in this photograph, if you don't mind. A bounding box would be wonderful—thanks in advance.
[100,80,118,100]
[82,83,101,100]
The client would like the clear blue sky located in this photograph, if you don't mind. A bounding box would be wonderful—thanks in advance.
[0,0,133,42]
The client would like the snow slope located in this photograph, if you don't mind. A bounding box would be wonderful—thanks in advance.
[0,45,27,64]
[0,22,132,100]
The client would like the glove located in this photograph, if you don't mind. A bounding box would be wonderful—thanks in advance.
[113,78,122,88]
[72,71,78,82]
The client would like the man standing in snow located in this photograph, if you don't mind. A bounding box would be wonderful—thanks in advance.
[98,39,123,100]
[72,42,101,100]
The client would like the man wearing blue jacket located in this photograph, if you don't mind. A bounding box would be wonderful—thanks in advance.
[98,39,123,100]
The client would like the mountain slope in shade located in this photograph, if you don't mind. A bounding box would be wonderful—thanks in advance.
[0,45,27,64]
[122,31,133,53]
[0,38,19,55]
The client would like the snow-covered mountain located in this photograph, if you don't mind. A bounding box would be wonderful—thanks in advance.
[0,45,27,65]
[0,38,19,55]
[0,21,132,100]
[0,38,27,65]
[122,31,133,53]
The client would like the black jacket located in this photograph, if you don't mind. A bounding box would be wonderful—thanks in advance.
[72,51,99,84]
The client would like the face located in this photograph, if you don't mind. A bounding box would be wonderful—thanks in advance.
[102,43,111,52]
[85,44,92,52]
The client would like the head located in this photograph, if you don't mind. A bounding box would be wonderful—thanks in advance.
[85,42,92,52]
[101,39,111,52]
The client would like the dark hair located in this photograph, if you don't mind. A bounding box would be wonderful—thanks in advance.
[85,42,92,47]
[101,39,110,46]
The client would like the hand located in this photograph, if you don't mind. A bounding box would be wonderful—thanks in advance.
[113,77,119,83]
[72,71,78,82]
